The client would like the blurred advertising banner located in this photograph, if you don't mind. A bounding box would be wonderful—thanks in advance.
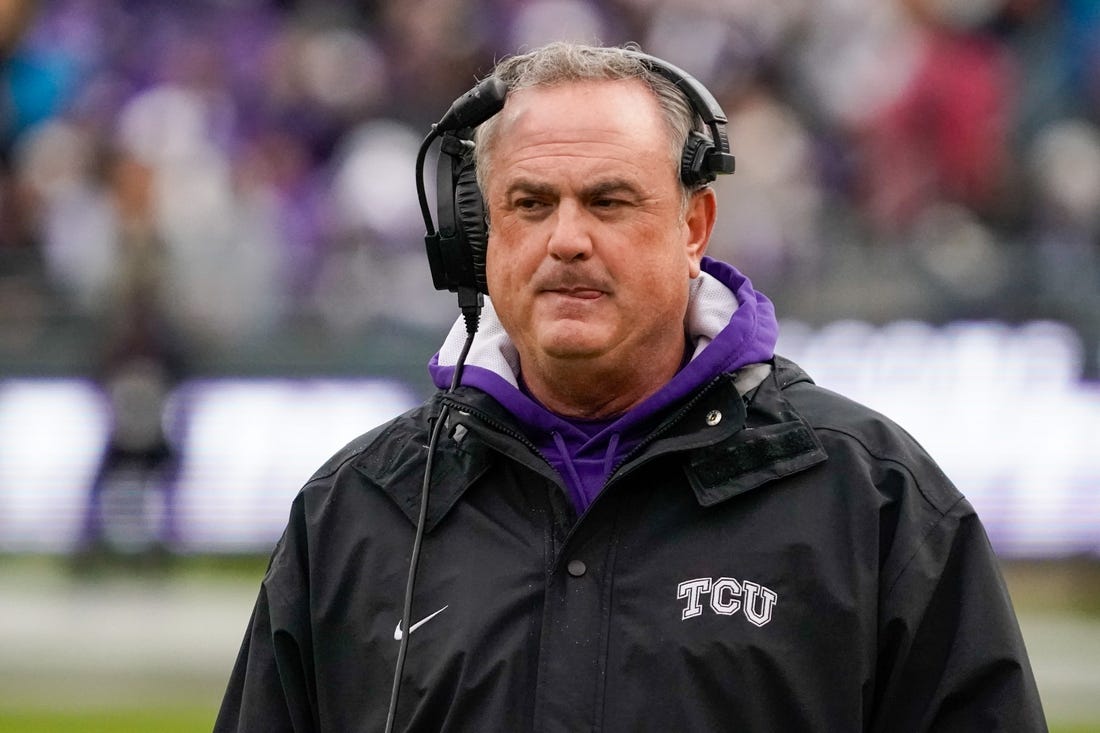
[0,376,419,554]
[1,319,1097,558]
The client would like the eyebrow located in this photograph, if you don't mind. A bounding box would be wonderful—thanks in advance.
[503,177,642,200]
[503,178,556,199]
[584,178,642,199]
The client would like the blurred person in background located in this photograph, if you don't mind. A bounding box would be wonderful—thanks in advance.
[216,42,1046,731]
[851,0,1018,239]
[73,147,187,566]
[0,0,58,353]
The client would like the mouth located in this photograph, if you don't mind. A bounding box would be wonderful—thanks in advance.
[533,268,613,303]
[548,287,605,300]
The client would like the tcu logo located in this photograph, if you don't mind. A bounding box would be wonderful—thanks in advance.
[677,576,778,627]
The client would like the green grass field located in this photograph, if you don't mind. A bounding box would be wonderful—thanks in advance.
[0,707,1096,733]
[0,708,216,733]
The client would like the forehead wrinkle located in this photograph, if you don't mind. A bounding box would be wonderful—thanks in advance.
[497,140,665,187]
[496,109,664,161]
[504,136,646,165]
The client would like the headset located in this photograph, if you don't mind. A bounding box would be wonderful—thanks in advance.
[416,50,736,317]
[391,50,736,732]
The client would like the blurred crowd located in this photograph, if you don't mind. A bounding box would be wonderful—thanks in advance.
[1,0,1099,378]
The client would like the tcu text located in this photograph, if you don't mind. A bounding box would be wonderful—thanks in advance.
[677,577,778,627]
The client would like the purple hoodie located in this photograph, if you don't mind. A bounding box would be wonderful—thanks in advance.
[429,257,779,513]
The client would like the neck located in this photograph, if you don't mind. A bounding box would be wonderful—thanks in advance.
[521,339,688,420]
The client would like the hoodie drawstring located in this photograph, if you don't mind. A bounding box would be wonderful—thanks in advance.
[550,430,626,511]
[551,431,586,499]
[602,432,621,483]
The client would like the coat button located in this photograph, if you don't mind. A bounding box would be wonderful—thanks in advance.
[706,410,722,426]
[567,560,587,577]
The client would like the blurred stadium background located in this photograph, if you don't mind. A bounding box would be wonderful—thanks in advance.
[1,0,1098,730]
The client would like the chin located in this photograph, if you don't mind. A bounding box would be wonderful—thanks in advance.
[537,333,610,361]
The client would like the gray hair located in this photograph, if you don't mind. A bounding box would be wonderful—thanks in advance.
[473,42,705,207]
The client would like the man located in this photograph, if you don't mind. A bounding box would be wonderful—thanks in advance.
[216,42,1047,731]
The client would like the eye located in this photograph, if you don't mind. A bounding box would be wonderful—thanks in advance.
[586,186,637,212]
[511,197,552,217]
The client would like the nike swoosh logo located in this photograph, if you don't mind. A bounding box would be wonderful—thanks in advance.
[393,605,449,641]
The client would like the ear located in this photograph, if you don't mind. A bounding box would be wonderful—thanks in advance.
[684,187,716,277]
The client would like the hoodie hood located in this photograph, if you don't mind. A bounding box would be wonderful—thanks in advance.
[428,256,778,511]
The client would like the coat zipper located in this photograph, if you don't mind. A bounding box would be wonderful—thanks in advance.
[602,373,728,488]
[439,394,554,467]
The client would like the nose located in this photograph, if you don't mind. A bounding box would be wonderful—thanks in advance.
[546,200,592,262]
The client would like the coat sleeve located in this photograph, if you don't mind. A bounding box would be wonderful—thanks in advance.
[214,493,318,732]
[870,495,1048,732]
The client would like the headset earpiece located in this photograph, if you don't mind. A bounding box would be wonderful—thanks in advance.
[426,131,489,295]
[681,131,718,188]
[628,51,736,186]
[421,76,506,300]
[453,159,489,293]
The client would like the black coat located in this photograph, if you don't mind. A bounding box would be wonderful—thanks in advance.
[216,357,1047,732]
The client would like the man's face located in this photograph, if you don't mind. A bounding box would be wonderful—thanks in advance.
[483,79,713,385]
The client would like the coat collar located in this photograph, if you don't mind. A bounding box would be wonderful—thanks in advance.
[353,358,827,531]
[350,393,498,532]
[680,358,827,506]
